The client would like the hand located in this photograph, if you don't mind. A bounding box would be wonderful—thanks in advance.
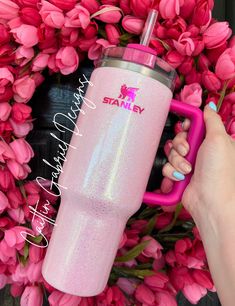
[163,102,235,306]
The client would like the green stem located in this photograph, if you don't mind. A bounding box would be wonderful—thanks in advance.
[217,80,229,111]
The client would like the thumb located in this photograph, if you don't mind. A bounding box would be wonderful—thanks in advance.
[204,102,226,136]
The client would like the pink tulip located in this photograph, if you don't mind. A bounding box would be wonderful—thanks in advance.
[155,212,173,229]
[120,0,131,15]
[0,0,19,20]
[141,235,163,259]
[173,32,195,56]
[15,46,34,66]
[0,274,7,290]
[116,278,136,295]
[178,57,194,75]
[7,188,23,209]
[203,22,232,49]
[0,103,11,121]
[183,282,207,304]
[7,159,31,180]
[192,37,205,56]
[0,67,14,86]
[11,24,38,47]
[215,46,235,80]
[159,0,180,20]
[31,72,45,87]
[38,24,57,52]
[206,42,228,65]
[20,286,43,306]
[13,76,36,103]
[39,0,65,29]
[10,138,34,164]
[19,7,42,26]
[192,0,211,27]
[164,50,185,69]
[80,0,99,14]
[26,260,43,283]
[82,21,98,39]
[122,15,144,35]
[0,44,15,67]
[197,54,210,71]
[130,0,153,18]
[135,284,155,305]
[161,17,187,40]
[0,141,15,163]
[0,168,15,191]
[16,0,38,7]
[32,53,50,72]
[65,5,90,29]
[93,5,122,24]
[4,226,29,249]
[50,0,77,11]
[185,68,202,84]
[192,270,214,290]
[48,290,82,305]
[226,117,235,135]
[144,273,169,290]
[105,24,120,45]
[180,0,196,19]
[10,284,24,297]
[180,83,202,107]
[88,38,112,60]
[55,46,79,75]
[29,245,44,263]
[202,70,221,91]
[9,119,33,138]
[155,291,177,306]
[0,191,9,214]
[0,24,10,45]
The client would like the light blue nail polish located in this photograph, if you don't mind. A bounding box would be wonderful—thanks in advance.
[208,101,217,112]
[173,171,185,180]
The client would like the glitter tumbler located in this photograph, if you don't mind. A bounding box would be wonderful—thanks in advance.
[42,10,205,296]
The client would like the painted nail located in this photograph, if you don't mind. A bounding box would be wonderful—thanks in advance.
[208,101,217,112]
[177,144,188,156]
[173,171,185,180]
[180,162,192,173]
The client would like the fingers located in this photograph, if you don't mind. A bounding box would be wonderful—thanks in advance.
[204,102,227,136]
[163,119,192,181]
[172,131,189,156]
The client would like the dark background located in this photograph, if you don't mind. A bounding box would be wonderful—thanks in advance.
[1,1,234,305]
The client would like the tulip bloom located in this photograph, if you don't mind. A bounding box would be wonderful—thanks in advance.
[55,46,79,75]
[0,0,19,20]
[122,15,144,35]
[203,22,232,49]
[180,83,202,107]
[159,0,180,20]
[215,46,235,80]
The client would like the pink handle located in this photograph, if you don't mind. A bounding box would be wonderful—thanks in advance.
[143,99,205,206]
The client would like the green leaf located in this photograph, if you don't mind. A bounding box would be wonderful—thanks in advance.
[142,214,158,236]
[159,203,183,233]
[115,240,150,263]
[112,266,154,279]
[23,242,29,260]
[28,235,43,244]
[137,206,158,220]
[120,33,134,42]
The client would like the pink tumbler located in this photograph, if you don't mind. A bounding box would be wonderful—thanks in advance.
[42,10,205,297]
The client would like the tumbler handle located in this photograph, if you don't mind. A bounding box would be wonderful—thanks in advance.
[143,99,205,206]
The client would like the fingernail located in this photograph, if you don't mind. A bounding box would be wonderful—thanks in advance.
[180,162,192,173]
[208,101,217,112]
[173,171,185,180]
[177,144,188,156]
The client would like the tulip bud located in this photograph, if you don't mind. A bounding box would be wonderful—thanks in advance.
[105,24,120,45]
[122,15,144,35]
